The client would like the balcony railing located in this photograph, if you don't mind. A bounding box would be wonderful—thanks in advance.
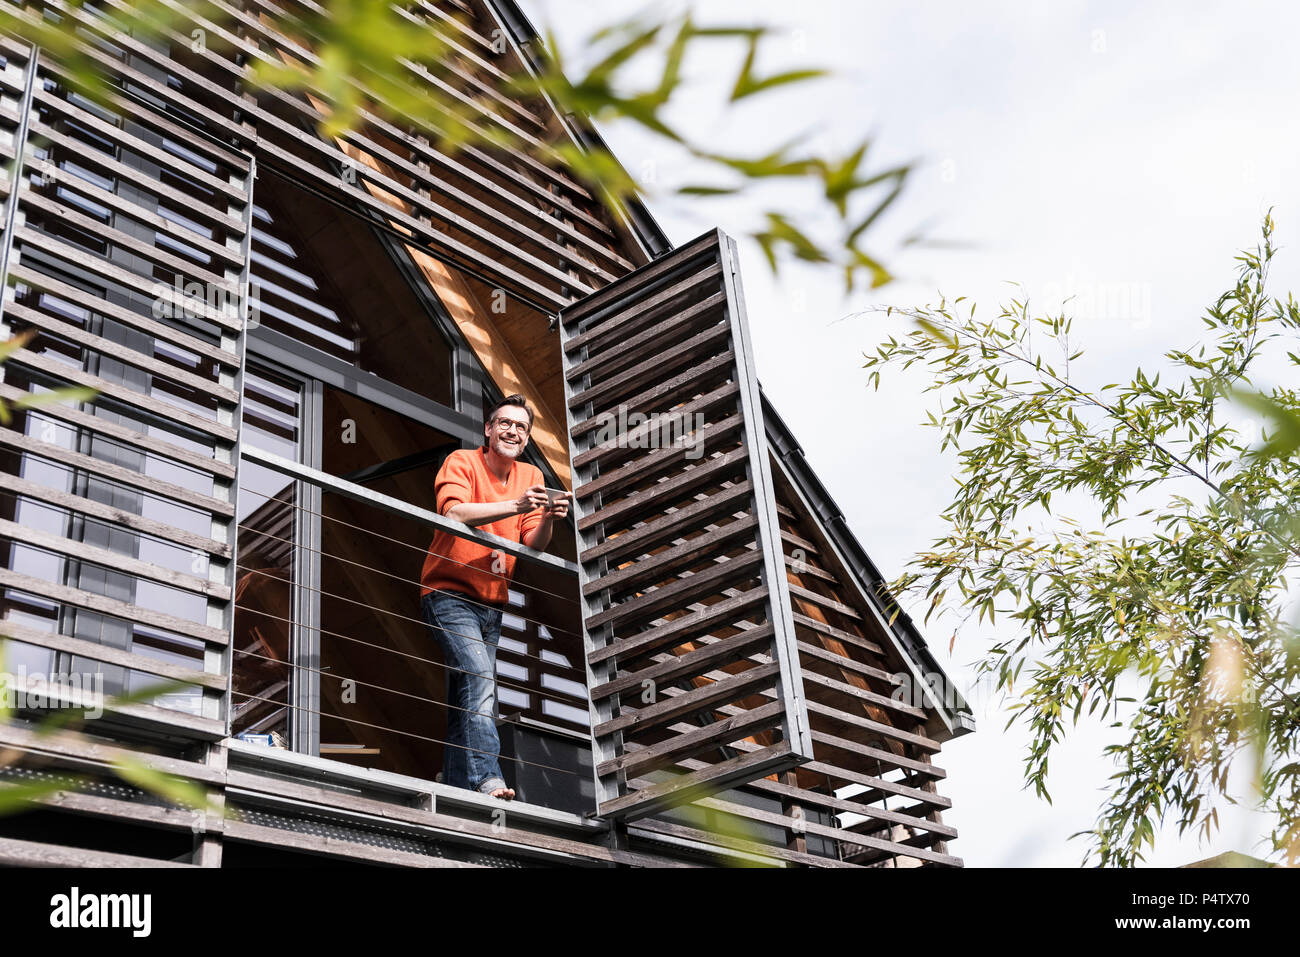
[231,445,594,811]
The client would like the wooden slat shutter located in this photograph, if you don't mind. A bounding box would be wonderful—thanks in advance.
[0,40,255,737]
[560,229,813,820]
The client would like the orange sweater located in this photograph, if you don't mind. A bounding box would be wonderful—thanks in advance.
[420,447,545,605]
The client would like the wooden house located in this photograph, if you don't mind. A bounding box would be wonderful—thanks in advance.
[0,0,973,867]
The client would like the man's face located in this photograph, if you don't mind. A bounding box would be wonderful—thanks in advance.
[486,405,531,460]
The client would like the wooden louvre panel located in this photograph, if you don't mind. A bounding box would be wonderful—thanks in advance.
[0,0,644,489]
[0,0,637,315]
[0,41,253,738]
[560,229,813,821]
[665,450,962,867]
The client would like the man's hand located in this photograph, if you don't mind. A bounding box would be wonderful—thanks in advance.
[515,484,550,515]
[541,491,572,520]
[523,490,571,551]
[444,487,563,530]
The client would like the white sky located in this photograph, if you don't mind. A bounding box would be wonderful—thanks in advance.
[520,0,1299,866]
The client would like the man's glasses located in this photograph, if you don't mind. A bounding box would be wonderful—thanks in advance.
[493,418,530,435]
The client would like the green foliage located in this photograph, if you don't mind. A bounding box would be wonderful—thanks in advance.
[507,12,911,291]
[669,800,779,868]
[0,0,912,293]
[0,665,226,820]
[0,330,95,426]
[865,215,1300,866]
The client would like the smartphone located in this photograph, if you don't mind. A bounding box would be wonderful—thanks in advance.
[544,487,572,506]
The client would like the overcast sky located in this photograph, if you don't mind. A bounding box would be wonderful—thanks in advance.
[521,0,1299,866]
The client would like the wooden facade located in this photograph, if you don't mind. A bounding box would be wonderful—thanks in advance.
[0,0,972,867]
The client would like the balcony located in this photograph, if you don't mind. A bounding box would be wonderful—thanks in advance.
[230,442,595,809]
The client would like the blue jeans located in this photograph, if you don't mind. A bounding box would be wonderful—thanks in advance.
[421,589,507,793]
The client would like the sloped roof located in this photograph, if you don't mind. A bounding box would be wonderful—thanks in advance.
[762,396,974,739]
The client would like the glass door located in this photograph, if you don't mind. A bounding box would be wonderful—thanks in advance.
[231,365,319,752]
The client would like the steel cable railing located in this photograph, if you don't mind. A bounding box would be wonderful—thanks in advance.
[230,444,595,775]
[233,644,583,731]
[235,509,585,644]
[238,481,586,608]
[0,444,598,785]
[234,548,584,674]
[228,689,584,779]
[231,601,586,703]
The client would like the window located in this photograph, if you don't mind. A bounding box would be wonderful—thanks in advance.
[248,171,455,407]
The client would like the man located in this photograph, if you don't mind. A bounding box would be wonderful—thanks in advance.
[419,394,570,801]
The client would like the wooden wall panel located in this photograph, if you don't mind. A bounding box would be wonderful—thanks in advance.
[1,0,639,316]
[669,454,964,867]
[0,41,253,739]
